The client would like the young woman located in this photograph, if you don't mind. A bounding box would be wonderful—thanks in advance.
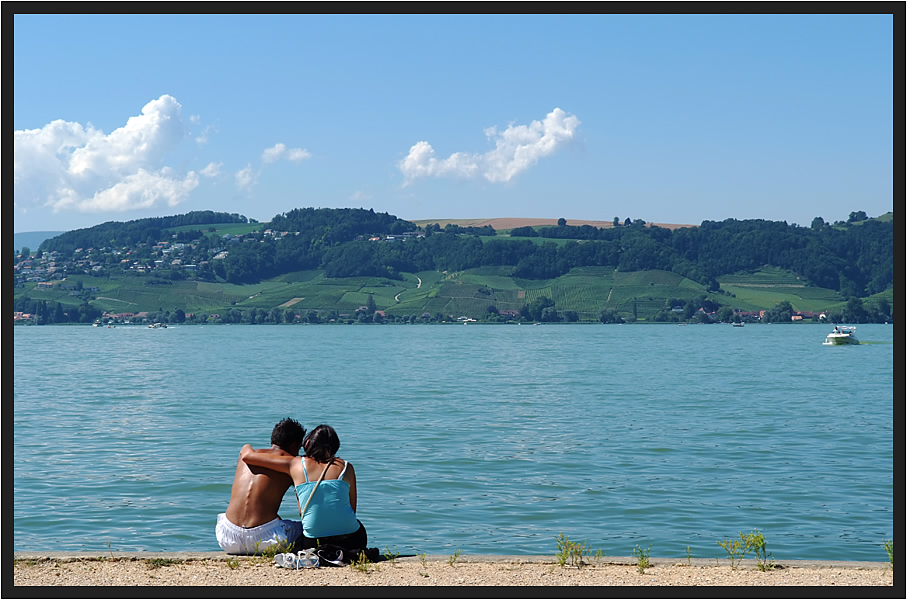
[240,424,366,550]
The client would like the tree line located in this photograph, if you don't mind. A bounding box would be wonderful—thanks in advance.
[31,207,893,300]
[216,213,892,299]
[14,296,102,324]
[38,211,250,255]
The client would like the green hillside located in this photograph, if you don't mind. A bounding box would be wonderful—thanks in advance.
[716,266,839,312]
[14,209,893,324]
[17,265,859,323]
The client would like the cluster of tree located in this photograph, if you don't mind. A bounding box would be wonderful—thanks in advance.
[599,308,623,324]
[31,208,893,302]
[210,208,418,284]
[506,216,892,295]
[212,232,319,283]
[39,211,250,255]
[15,247,36,263]
[812,210,871,228]
[509,217,647,239]
[667,218,893,296]
[225,213,890,298]
[213,307,323,325]
[833,297,892,323]
[649,296,725,323]
[170,213,897,297]
[269,207,415,245]
[422,223,497,236]
[14,297,102,324]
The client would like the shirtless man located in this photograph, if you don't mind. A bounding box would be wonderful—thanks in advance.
[215,418,306,555]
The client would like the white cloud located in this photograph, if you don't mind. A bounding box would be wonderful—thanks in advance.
[399,108,580,185]
[80,168,200,212]
[262,142,311,164]
[262,143,287,163]
[14,94,199,216]
[237,143,310,191]
[398,142,481,181]
[195,124,216,144]
[235,164,256,190]
[200,162,223,178]
[287,148,312,162]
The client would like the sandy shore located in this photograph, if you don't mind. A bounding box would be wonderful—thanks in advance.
[13,553,893,587]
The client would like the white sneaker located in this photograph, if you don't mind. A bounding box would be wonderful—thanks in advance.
[274,552,300,569]
[297,549,319,568]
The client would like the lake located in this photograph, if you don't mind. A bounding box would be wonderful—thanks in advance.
[13,323,893,561]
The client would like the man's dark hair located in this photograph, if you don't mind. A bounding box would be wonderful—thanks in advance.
[303,424,340,463]
[271,418,305,452]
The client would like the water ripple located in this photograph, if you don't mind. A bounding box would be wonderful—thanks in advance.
[15,324,892,560]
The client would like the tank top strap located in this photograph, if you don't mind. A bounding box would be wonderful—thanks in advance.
[302,457,309,482]
[338,460,348,479]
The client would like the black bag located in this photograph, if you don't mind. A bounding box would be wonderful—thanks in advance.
[315,544,380,567]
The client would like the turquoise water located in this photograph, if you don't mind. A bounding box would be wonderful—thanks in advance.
[14,323,893,561]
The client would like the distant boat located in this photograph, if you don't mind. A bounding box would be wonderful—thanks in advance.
[733,322,745,327]
[823,325,858,346]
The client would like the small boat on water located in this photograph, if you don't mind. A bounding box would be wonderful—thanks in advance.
[823,325,858,345]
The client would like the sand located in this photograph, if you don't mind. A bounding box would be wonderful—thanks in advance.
[13,553,893,587]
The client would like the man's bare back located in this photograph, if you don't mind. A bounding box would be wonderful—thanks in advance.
[225,444,297,528]
[216,418,306,554]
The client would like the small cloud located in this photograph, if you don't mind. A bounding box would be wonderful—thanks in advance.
[262,143,287,163]
[235,164,256,190]
[200,162,222,178]
[195,124,216,144]
[262,142,311,164]
[287,148,312,162]
[350,190,372,202]
[398,141,481,182]
[399,108,580,185]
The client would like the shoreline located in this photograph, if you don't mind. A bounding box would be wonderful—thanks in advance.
[14,552,893,587]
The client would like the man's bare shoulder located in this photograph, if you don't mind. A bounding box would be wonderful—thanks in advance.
[264,447,294,456]
[241,444,295,457]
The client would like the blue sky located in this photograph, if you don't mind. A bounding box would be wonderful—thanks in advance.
[14,14,893,233]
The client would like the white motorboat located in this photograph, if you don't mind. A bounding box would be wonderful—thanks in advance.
[823,326,859,345]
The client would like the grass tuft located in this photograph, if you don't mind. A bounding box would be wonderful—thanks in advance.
[383,545,400,565]
[632,545,651,573]
[718,530,774,570]
[350,550,378,574]
[555,532,588,568]
[145,558,180,569]
[448,549,462,567]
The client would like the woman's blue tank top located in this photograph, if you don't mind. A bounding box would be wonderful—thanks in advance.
[295,459,358,538]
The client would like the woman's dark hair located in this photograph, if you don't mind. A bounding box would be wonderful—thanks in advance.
[303,424,340,463]
[271,418,306,452]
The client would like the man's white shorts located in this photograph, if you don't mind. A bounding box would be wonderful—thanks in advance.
[216,513,304,555]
